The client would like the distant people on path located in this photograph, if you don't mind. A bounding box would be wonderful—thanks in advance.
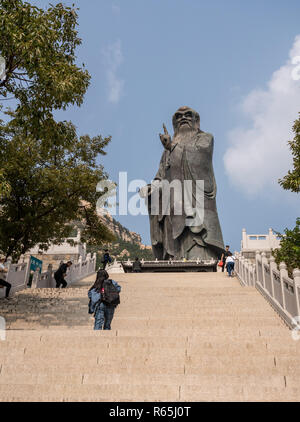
[225,253,235,277]
[88,269,121,331]
[54,261,72,288]
[221,245,231,272]
[132,257,142,273]
[101,250,112,270]
[0,257,11,299]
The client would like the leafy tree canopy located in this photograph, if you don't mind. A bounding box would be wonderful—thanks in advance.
[0,0,115,260]
[273,218,300,276]
[279,115,300,193]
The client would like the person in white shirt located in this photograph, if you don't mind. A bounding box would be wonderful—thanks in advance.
[225,253,235,277]
[0,257,11,299]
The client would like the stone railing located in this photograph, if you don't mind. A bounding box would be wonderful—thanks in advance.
[0,259,30,298]
[235,251,300,329]
[0,253,96,296]
[32,252,97,289]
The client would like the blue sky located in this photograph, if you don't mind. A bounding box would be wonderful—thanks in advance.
[33,0,300,251]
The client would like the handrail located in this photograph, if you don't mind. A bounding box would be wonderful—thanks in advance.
[235,251,300,329]
[0,253,97,296]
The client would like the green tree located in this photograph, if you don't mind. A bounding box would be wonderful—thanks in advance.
[273,115,300,273]
[279,115,300,193]
[272,219,300,276]
[0,0,115,259]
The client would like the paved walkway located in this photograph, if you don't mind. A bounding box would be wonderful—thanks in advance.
[0,272,299,401]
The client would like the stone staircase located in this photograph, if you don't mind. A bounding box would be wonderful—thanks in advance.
[0,272,300,402]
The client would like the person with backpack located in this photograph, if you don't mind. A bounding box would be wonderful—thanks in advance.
[88,269,121,330]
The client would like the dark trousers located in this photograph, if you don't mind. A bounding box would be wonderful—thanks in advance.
[227,262,235,276]
[0,279,11,298]
[55,275,67,288]
[222,261,226,272]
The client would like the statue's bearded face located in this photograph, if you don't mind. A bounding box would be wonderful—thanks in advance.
[173,107,200,135]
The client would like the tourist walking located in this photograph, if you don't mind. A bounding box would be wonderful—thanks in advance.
[54,261,72,288]
[101,250,112,270]
[221,245,231,272]
[225,253,235,277]
[88,269,121,330]
[132,257,142,273]
[0,257,11,299]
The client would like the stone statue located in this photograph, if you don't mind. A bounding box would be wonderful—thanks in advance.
[140,106,224,261]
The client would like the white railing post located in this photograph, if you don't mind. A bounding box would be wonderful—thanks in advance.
[24,259,31,287]
[235,252,240,277]
[6,256,12,273]
[249,262,255,286]
[78,256,82,279]
[269,256,276,299]
[261,252,268,289]
[93,253,97,272]
[86,253,91,276]
[293,268,300,318]
[31,268,41,289]
[279,262,287,311]
[240,255,244,282]
[245,259,250,285]
[255,250,261,286]
[47,264,53,288]
[18,254,24,264]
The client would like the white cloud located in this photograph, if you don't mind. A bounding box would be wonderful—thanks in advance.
[224,35,300,196]
[102,40,124,104]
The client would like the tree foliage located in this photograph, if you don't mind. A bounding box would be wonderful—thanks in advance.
[273,114,300,274]
[279,114,300,193]
[0,0,115,259]
[273,219,300,276]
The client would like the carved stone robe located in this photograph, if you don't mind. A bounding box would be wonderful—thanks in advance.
[147,130,224,260]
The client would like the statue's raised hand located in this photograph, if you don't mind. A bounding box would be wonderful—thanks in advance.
[159,124,171,150]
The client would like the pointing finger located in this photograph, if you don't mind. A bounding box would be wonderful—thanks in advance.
[163,124,168,135]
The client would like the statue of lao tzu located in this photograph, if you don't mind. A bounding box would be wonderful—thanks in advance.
[140,106,225,261]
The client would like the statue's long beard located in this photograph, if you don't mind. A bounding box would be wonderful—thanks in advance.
[173,126,198,144]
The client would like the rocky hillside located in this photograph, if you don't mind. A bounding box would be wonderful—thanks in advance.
[91,209,154,265]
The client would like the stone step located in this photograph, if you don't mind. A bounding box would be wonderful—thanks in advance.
[0,371,287,389]
[0,383,179,402]
[4,327,291,340]
[0,383,299,402]
[0,272,297,402]
[2,336,297,356]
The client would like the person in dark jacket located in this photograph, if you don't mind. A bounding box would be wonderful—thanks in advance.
[88,269,121,330]
[102,250,112,269]
[54,261,72,288]
[220,245,231,272]
[132,257,142,273]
